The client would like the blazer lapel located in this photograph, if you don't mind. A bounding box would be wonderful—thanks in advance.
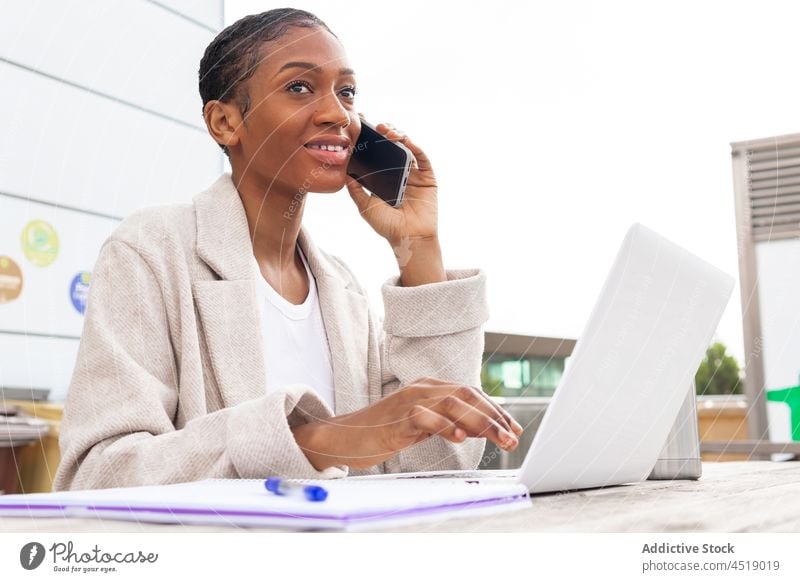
[193,174,266,408]
[192,173,371,417]
[299,228,370,417]
[193,279,266,408]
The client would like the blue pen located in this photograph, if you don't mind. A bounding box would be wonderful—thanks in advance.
[264,478,328,502]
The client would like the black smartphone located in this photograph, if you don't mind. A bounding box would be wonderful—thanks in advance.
[346,119,413,208]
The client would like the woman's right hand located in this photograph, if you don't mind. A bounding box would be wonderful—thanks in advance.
[291,376,524,471]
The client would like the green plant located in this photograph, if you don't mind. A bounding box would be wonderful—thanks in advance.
[480,365,503,397]
[695,342,743,395]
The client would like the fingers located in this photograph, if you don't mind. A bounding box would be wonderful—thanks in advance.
[407,377,521,436]
[376,123,429,172]
[377,122,406,141]
[406,405,466,444]
[466,385,525,436]
[421,393,519,451]
[346,175,371,210]
[346,175,385,223]
[450,386,513,434]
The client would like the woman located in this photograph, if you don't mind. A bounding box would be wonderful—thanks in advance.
[53,8,522,491]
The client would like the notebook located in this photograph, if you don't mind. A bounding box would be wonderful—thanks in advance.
[0,477,530,531]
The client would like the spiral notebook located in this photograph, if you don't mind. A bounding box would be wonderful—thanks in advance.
[0,478,530,531]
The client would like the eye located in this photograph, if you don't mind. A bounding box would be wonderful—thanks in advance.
[285,80,357,100]
[340,85,357,99]
[285,80,312,94]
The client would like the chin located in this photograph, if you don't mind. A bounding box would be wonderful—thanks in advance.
[308,185,345,194]
[306,176,348,194]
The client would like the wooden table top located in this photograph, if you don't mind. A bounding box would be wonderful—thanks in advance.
[1,462,798,533]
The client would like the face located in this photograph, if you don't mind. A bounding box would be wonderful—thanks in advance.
[208,25,361,195]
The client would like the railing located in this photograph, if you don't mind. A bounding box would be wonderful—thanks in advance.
[481,394,798,469]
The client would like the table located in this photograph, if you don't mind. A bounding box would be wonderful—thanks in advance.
[1,462,798,533]
[0,438,40,495]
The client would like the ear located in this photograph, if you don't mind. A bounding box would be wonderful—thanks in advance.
[203,100,243,151]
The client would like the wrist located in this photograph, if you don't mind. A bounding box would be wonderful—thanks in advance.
[293,413,399,471]
[389,234,439,252]
[292,419,348,472]
[392,236,445,286]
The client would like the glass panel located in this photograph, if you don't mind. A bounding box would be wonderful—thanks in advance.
[501,361,522,389]
[481,356,567,398]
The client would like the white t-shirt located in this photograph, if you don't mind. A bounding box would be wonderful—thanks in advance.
[251,244,336,412]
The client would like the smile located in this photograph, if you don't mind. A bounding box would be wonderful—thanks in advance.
[306,144,346,151]
[303,144,350,166]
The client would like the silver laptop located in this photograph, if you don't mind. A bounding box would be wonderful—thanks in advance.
[349,223,735,494]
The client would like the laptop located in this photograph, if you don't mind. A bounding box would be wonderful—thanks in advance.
[349,223,735,494]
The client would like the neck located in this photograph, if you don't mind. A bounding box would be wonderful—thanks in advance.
[231,166,306,270]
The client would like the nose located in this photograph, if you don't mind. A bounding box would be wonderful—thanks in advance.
[311,89,350,128]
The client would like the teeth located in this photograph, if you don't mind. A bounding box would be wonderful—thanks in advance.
[307,144,345,151]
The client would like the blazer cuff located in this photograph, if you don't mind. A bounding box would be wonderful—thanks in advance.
[381,268,489,337]
[226,384,349,480]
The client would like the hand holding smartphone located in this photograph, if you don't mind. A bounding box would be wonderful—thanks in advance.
[346,118,413,208]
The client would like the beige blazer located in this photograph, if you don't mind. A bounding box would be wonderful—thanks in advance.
[53,173,490,491]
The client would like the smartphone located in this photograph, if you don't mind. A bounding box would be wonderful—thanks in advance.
[346,119,413,208]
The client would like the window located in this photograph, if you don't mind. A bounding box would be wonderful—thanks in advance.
[481,356,565,397]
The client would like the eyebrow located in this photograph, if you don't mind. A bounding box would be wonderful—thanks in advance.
[274,61,355,79]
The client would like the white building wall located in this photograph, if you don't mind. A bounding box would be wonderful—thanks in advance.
[0,0,225,401]
[756,239,800,390]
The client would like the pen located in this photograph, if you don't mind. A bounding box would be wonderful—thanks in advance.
[264,478,328,502]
